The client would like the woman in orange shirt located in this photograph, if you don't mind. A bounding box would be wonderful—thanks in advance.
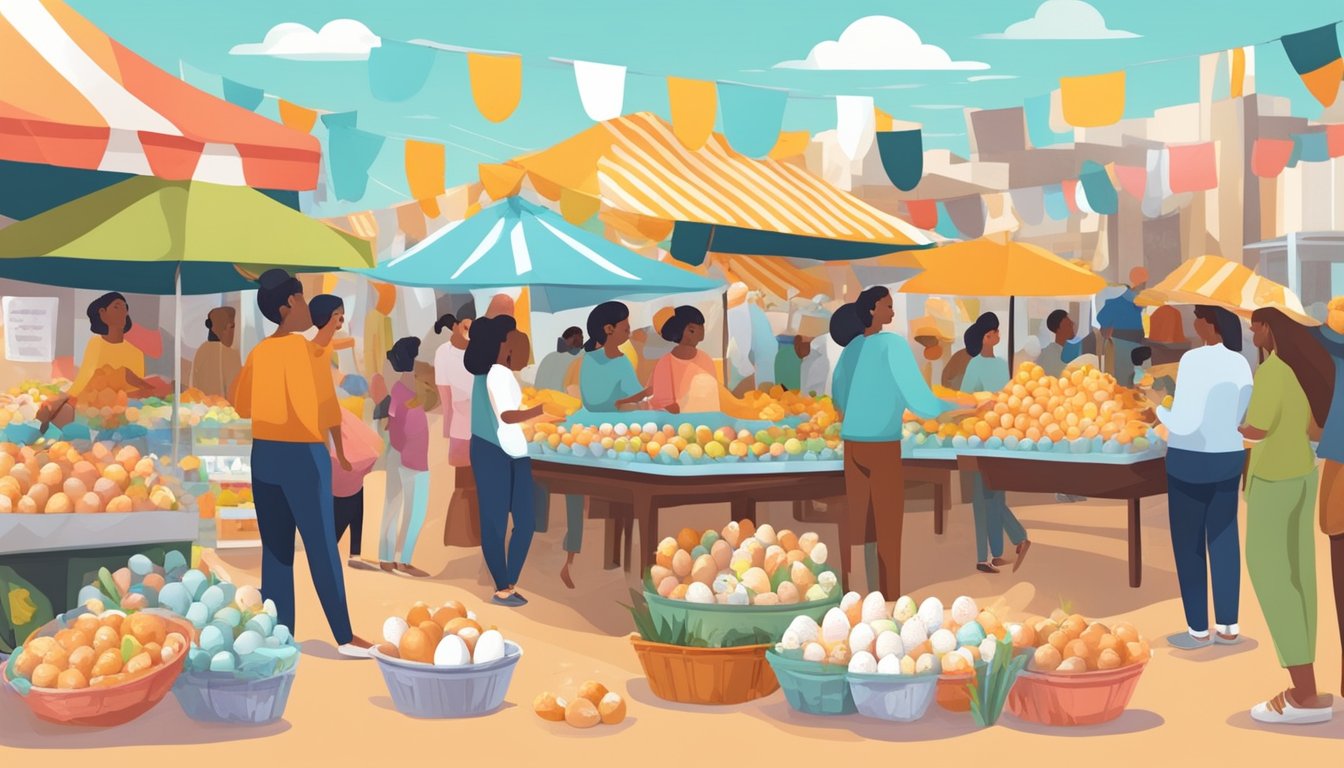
[232,270,370,657]
[648,306,720,414]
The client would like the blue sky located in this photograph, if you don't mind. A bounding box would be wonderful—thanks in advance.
[73,1,1341,215]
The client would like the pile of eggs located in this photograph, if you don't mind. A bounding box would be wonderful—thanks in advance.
[650,521,838,605]
[0,441,182,515]
[1019,610,1151,674]
[77,551,194,614]
[778,593,1005,677]
[9,609,184,690]
[378,601,508,667]
[534,680,628,729]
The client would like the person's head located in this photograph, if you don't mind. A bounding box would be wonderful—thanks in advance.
[204,307,236,346]
[855,286,893,331]
[1046,309,1075,341]
[964,312,1001,357]
[435,313,473,345]
[659,305,706,346]
[793,335,812,359]
[1131,346,1152,369]
[1129,267,1149,289]
[557,326,583,353]
[309,294,345,332]
[1192,305,1242,352]
[87,292,132,337]
[1250,307,1335,427]
[387,336,421,374]
[256,269,309,329]
[485,293,515,319]
[1148,306,1186,344]
[829,303,865,348]
[584,301,631,352]
[465,315,528,374]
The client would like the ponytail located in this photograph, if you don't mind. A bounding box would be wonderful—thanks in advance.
[435,313,459,335]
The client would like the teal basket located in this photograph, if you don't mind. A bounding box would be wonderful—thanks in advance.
[765,650,855,716]
[644,589,840,648]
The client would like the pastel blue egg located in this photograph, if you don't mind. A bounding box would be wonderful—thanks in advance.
[232,630,264,656]
[181,570,208,600]
[1019,438,1035,451]
[245,614,275,638]
[158,582,192,616]
[606,449,618,460]
[199,624,228,655]
[185,601,210,629]
[634,452,651,463]
[956,621,987,646]
[803,452,818,461]
[163,550,188,574]
[209,651,237,672]
[690,545,708,560]
[215,582,236,607]
[128,554,154,578]
[757,453,771,462]
[1070,439,1089,454]
[986,436,1003,450]
[199,584,225,613]
[272,625,293,646]
[213,606,242,628]
[77,584,105,607]
[968,436,983,449]
[188,648,211,671]
[1054,439,1071,454]
[1004,436,1019,450]
[820,448,837,461]
[263,599,278,618]
[1036,437,1053,452]
[952,435,968,449]
[616,452,633,462]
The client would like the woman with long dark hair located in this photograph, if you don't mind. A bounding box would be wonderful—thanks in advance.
[40,293,155,432]
[578,301,650,412]
[649,306,718,414]
[1240,307,1334,724]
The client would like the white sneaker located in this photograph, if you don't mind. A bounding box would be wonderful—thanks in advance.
[338,643,372,659]
[1250,691,1333,725]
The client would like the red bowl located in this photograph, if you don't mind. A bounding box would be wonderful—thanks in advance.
[1007,659,1149,726]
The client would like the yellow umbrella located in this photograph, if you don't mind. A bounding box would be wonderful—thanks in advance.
[1136,254,1318,326]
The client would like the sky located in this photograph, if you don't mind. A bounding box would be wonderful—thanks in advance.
[71,0,1343,216]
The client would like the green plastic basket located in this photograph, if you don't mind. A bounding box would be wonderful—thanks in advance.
[765,649,855,715]
[644,588,840,648]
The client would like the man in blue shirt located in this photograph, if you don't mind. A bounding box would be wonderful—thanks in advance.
[1313,299,1344,695]
[1098,267,1149,384]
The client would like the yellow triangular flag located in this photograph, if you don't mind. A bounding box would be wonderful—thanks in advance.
[667,77,716,150]
[405,140,446,217]
[278,100,317,133]
[468,53,523,123]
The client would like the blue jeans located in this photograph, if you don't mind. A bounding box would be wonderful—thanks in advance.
[251,440,353,644]
[1166,448,1245,632]
[470,437,536,592]
[970,472,1027,561]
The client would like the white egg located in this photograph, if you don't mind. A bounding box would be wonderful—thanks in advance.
[861,592,888,624]
[726,584,750,605]
[915,653,939,675]
[817,570,838,594]
[802,642,826,662]
[875,631,905,660]
[785,616,820,645]
[900,654,917,676]
[383,616,409,646]
[955,646,975,666]
[755,524,777,546]
[848,623,876,655]
[685,582,714,604]
[877,654,902,675]
[979,637,998,662]
[900,617,928,649]
[234,584,263,613]
[930,628,957,656]
[711,572,738,595]
[778,629,803,651]
[473,629,506,664]
[821,608,851,643]
[434,635,471,667]
[918,597,944,634]
[847,651,878,674]
[839,591,862,615]
[810,542,829,565]
[893,595,918,623]
[951,595,979,626]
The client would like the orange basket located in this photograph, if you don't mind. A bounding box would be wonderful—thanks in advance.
[630,634,778,705]
[1006,659,1148,726]
[3,610,193,727]
[935,671,978,712]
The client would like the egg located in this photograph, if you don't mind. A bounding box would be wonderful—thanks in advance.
[848,623,876,655]
[1097,648,1122,670]
[671,549,692,578]
[1032,644,1063,671]
[207,652,235,673]
[941,652,972,675]
[91,649,122,677]
[875,631,905,660]
[860,591,888,624]
[406,602,433,627]
[473,629,505,664]
[16,496,37,514]
[599,692,627,725]
[809,543,829,565]
[821,608,850,644]
[396,627,432,664]
[1057,657,1088,674]
[66,646,96,678]
[930,628,957,656]
[26,484,50,512]
[720,521,741,548]
[738,567,770,595]
[900,618,928,650]
[915,653,938,675]
[1008,623,1036,649]
[649,565,674,586]
[534,692,566,721]
[31,663,60,688]
[457,627,481,656]
[752,592,780,606]
[802,642,826,662]
[917,597,944,634]
[564,697,601,728]
[776,582,801,605]
[950,595,979,626]
[727,584,750,605]
[1065,639,1090,662]
[234,584,263,612]
[710,539,733,571]
[690,554,717,585]
[763,549,788,576]
[785,615,820,645]
[956,621,987,647]
[795,530,819,555]
[685,582,713,604]
[752,524,775,547]
[979,637,998,662]
[38,462,62,487]
[893,595,918,623]
[804,584,829,602]
[817,570,838,594]
[91,477,120,504]
[847,651,878,674]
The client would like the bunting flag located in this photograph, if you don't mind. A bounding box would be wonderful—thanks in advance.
[717,82,788,158]
[1078,160,1118,214]
[404,140,446,216]
[222,78,264,112]
[1048,89,1071,133]
[1025,93,1070,148]
[1061,179,1080,214]
[560,187,601,224]
[934,201,959,239]
[982,192,1019,236]
[1168,143,1218,193]
[323,113,385,202]
[467,52,523,122]
[1042,184,1069,221]
[1011,187,1044,226]
[904,199,937,230]
[1113,164,1146,201]
[1292,131,1331,163]
[1229,47,1247,98]
[395,202,428,245]
[876,129,923,191]
[768,131,810,159]
[944,196,985,239]
[874,108,895,133]
[1280,24,1343,107]
[479,162,526,199]
[835,95,875,160]
[278,100,318,133]
[1329,124,1344,158]
[1059,71,1125,128]
[667,77,716,150]
[573,60,626,122]
[369,40,436,102]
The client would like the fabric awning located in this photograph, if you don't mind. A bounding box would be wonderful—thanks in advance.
[1136,254,1317,326]
[0,0,319,190]
[901,239,1105,297]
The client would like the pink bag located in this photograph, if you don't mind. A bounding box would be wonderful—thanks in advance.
[332,408,382,497]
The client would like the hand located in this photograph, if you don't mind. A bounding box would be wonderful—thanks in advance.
[974,400,995,414]
[665,404,680,414]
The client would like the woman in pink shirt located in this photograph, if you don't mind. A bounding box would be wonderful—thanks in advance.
[648,306,720,414]
[435,313,479,547]
[379,337,430,577]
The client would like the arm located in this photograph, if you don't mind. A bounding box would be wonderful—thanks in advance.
[616,388,652,409]
[831,353,852,415]
[1238,367,1274,441]
[1154,357,1206,437]
[438,386,454,437]
[231,356,253,418]
[488,372,543,424]
[329,425,351,471]
[647,357,677,411]
[889,339,953,419]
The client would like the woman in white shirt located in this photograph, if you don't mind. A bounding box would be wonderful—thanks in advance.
[465,315,546,607]
[1155,305,1254,650]
[434,314,479,548]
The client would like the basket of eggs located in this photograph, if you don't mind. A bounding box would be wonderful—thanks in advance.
[2,605,192,727]
[371,600,521,719]
[1005,611,1152,726]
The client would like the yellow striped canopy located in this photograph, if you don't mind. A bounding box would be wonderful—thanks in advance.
[1136,254,1317,326]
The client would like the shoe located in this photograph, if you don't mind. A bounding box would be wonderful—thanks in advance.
[1214,632,1243,645]
[1166,631,1212,650]
[490,593,527,607]
[348,558,378,571]
[395,563,431,578]
[511,592,529,605]
[378,562,397,573]
[991,557,1014,568]
[1012,540,1031,572]
[976,562,1001,574]
[1251,691,1333,725]
[338,637,373,659]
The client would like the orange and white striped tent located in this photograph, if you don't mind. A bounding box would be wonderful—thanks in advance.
[0,0,319,190]
[1137,254,1317,326]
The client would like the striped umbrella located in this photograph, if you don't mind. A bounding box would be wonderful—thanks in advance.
[1136,254,1317,326]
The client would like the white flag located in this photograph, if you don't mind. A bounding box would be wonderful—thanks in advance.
[835,95,875,161]
[573,60,626,122]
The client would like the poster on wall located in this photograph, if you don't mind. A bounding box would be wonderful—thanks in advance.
[3,296,59,363]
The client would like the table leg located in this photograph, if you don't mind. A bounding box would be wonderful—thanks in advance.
[730,496,755,523]
[934,480,945,535]
[623,508,635,573]
[1128,498,1142,588]
[601,504,620,571]
[631,496,658,575]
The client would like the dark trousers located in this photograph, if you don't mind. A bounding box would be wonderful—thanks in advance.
[252,440,353,644]
[470,436,536,592]
[1166,448,1245,633]
[334,490,364,557]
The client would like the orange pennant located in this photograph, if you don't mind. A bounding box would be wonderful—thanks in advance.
[874,108,894,133]
[395,202,427,245]
[404,140,446,217]
[468,53,523,122]
[1230,47,1246,98]
[1301,61,1344,108]
[768,131,810,159]
[372,282,397,316]
[560,187,601,224]
[528,171,562,201]
[667,77,716,150]
[278,100,317,133]
[1059,71,1125,128]
[479,163,526,200]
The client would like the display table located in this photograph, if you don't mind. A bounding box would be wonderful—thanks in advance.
[957,453,1167,588]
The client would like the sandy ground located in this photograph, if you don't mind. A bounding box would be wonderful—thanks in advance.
[2,458,1342,764]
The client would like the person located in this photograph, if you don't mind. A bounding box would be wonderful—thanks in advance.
[467,315,545,607]
[649,306,719,414]
[1240,307,1334,725]
[535,327,584,391]
[40,293,154,431]
[310,295,356,369]
[774,333,806,391]
[331,376,382,572]
[1154,305,1253,650]
[1314,297,1344,696]
[1098,267,1149,384]
[378,337,431,578]
[831,286,965,596]
[191,306,241,399]
[1131,346,1152,388]
[532,326,587,589]
[747,292,778,391]
[579,302,650,412]
[231,269,370,657]
[1147,306,1189,363]
[434,313,480,548]
[1037,309,1081,378]
[960,313,1032,574]
[799,335,831,396]
[941,345,972,391]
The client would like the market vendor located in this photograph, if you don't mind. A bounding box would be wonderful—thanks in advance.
[191,306,241,399]
[532,326,587,588]
[579,301,651,412]
[1099,267,1149,383]
[40,292,154,432]
[1038,309,1082,378]
[649,306,719,414]
[534,327,584,393]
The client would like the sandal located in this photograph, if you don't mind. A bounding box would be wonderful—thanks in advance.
[976,562,1000,574]
[1013,540,1032,572]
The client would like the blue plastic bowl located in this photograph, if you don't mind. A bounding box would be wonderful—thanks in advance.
[371,642,522,719]
[847,671,939,722]
[765,650,855,715]
[172,664,298,725]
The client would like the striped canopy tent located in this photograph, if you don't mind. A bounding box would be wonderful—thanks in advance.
[508,112,932,264]
[0,0,320,197]
[1136,254,1317,326]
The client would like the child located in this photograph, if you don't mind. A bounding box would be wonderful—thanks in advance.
[379,337,431,578]
[1131,346,1153,388]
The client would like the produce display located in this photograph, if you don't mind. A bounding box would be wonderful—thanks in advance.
[904,363,1163,456]
[525,419,842,466]
[521,387,580,418]
[533,680,628,729]
[649,521,837,605]
[721,387,839,428]
[7,608,185,691]
[1016,610,1151,674]
[376,600,507,667]
[0,441,193,515]
[0,380,67,429]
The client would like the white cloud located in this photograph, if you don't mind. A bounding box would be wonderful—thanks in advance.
[230,20,381,60]
[967,75,1019,82]
[775,16,988,71]
[983,1,1138,40]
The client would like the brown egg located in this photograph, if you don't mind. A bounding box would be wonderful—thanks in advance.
[598,692,626,725]
[164,633,188,655]
[55,628,89,653]
[37,462,63,487]
[398,627,434,664]
[675,527,700,553]
[405,602,432,627]
[1047,630,1069,652]
[92,477,120,503]
[1061,614,1088,639]
[13,650,40,680]
[456,627,481,655]
[105,495,133,513]
[124,652,154,676]
[25,636,56,658]
[577,680,609,707]
[671,548,692,578]
[8,464,31,493]
[564,697,601,729]
[1124,641,1149,665]
[42,644,69,670]
[71,461,99,488]
[142,573,166,592]
[431,607,459,628]
[72,614,101,637]
[56,668,89,690]
[100,613,124,632]
[1114,622,1141,644]
[1097,633,1123,655]
[62,477,88,500]
[125,613,167,647]
[31,663,61,688]
[73,492,102,514]
[91,649,123,677]
[25,484,50,513]
[1064,639,1090,662]
[737,519,756,539]
[439,600,468,620]
[533,692,566,721]
[15,496,38,514]
[1032,644,1062,672]
[133,457,156,478]
[374,642,399,658]
[0,496,10,514]
[1057,657,1088,674]
[142,643,163,661]
[444,617,482,636]
[1097,648,1122,670]
[44,492,74,514]
[102,464,129,489]
[418,620,444,646]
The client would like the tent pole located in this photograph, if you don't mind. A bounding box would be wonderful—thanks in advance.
[721,289,729,380]
[172,265,182,463]
[1008,295,1016,372]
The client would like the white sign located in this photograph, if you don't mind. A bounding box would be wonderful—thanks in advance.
[3,296,59,363]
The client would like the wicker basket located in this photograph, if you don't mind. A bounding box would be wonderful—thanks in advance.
[935,671,979,712]
[1007,660,1148,726]
[630,634,778,705]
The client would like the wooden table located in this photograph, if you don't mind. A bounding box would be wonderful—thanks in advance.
[958,455,1167,588]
